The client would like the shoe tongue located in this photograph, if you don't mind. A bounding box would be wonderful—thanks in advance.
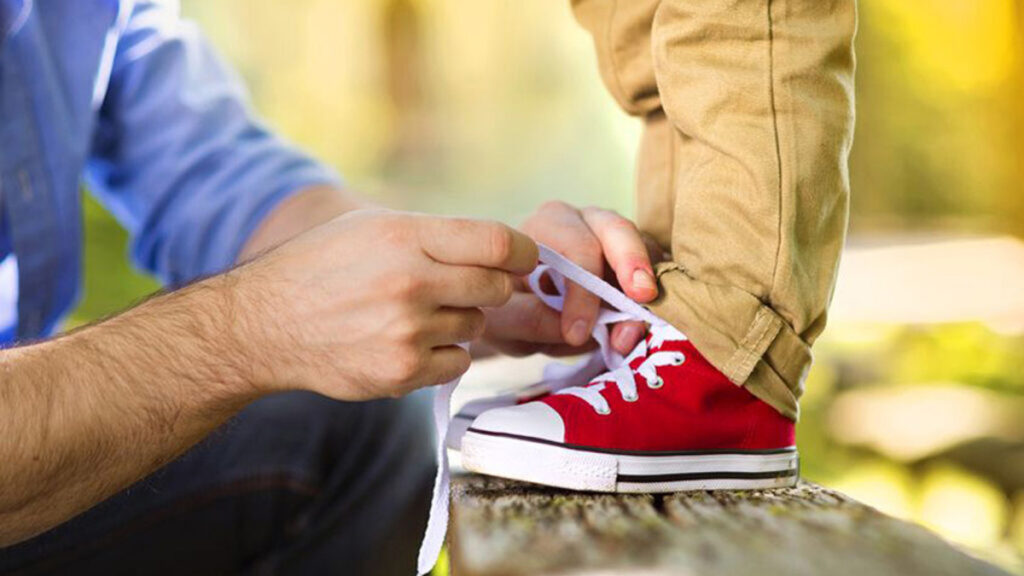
[617,323,687,371]
[587,323,688,388]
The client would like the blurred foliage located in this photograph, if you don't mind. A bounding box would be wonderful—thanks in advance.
[889,325,1024,394]
[69,195,158,328]
[851,0,1023,231]
[799,322,1024,573]
[431,547,449,576]
[73,0,1024,572]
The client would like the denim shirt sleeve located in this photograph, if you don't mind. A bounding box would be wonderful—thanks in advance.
[85,1,342,286]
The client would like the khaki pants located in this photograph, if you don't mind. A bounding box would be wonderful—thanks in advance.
[572,0,857,420]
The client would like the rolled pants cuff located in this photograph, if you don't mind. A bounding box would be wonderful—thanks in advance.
[650,263,811,421]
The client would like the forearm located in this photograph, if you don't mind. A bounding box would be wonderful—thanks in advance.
[239,185,374,262]
[0,274,260,546]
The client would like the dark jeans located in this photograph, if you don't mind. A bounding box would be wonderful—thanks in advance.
[0,390,435,576]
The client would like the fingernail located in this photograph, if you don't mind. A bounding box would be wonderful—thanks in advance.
[615,324,644,352]
[632,269,657,294]
[567,320,589,345]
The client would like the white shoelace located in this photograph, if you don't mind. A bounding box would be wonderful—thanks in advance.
[416,244,678,575]
[555,346,686,415]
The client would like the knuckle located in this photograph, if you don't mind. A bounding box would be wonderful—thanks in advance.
[488,225,515,265]
[465,270,510,305]
[390,272,426,299]
[581,206,615,228]
[577,239,604,267]
[464,309,487,340]
[583,206,634,233]
[538,200,571,214]
[378,219,411,246]
[392,315,424,345]
[605,213,637,233]
[447,217,475,238]
[392,348,426,382]
[495,272,514,303]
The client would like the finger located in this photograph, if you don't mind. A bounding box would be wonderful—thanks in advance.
[512,273,530,292]
[520,202,606,346]
[523,203,606,345]
[489,338,598,359]
[554,229,604,347]
[581,207,658,303]
[483,293,565,345]
[426,264,514,308]
[424,308,486,347]
[537,341,598,357]
[419,218,538,275]
[422,345,472,387]
[611,321,647,355]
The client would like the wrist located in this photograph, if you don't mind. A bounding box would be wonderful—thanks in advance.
[239,186,374,262]
[193,271,273,402]
[213,259,299,397]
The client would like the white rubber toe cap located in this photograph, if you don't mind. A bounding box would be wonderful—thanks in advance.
[447,394,519,451]
[470,402,565,443]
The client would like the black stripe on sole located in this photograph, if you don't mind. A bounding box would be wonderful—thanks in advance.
[617,468,799,483]
[466,427,797,457]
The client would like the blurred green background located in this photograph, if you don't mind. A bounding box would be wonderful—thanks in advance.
[74,0,1024,572]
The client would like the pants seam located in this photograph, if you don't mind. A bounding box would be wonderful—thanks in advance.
[723,306,780,384]
[765,0,786,310]
[665,113,676,238]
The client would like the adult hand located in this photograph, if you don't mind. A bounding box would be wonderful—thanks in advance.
[483,201,665,358]
[234,209,538,400]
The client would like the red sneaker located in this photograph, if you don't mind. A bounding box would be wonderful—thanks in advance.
[461,323,798,492]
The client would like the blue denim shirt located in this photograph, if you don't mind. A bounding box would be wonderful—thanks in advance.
[0,0,341,343]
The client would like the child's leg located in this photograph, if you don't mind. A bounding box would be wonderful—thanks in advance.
[456,0,856,490]
[571,0,857,420]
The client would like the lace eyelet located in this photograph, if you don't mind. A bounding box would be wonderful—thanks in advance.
[647,376,664,389]
[595,405,612,415]
[672,354,685,365]
[623,394,639,403]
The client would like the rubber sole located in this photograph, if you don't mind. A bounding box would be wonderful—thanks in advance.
[461,428,799,493]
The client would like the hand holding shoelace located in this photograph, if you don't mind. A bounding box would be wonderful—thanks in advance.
[234,209,537,401]
[482,201,668,358]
